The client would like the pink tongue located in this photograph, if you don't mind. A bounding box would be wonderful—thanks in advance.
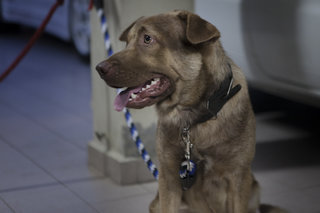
[114,86,143,111]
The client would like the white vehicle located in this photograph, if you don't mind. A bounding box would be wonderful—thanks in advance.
[196,0,320,107]
[1,0,90,56]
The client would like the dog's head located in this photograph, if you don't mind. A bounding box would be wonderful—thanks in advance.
[96,11,221,112]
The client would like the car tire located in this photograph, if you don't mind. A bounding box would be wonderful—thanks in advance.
[69,0,90,56]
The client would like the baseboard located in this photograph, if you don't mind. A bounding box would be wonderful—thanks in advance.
[88,140,155,185]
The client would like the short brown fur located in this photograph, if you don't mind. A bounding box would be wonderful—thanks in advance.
[96,10,287,213]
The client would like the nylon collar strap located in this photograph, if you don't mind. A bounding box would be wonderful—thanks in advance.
[194,63,242,125]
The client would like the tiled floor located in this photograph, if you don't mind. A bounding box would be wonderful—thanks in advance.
[1,27,320,213]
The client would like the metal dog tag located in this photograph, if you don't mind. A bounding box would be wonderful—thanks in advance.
[179,159,197,191]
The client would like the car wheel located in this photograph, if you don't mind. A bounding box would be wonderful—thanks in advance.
[69,0,90,56]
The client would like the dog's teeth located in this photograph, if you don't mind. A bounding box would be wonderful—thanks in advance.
[129,98,132,101]
[131,93,137,99]
[117,87,128,94]
[142,87,146,91]
[150,78,160,85]
[146,85,151,89]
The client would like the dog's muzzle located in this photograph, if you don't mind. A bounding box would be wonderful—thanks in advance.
[96,60,118,80]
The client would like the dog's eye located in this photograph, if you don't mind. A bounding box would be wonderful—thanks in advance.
[144,34,152,44]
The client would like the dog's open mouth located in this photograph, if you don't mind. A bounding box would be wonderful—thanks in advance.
[114,75,172,111]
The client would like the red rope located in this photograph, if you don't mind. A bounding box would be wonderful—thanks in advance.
[88,0,94,11]
[0,0,64,82]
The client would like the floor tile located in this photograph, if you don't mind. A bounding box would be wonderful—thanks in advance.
[96,193,154,213]
[303,185,320,198]
[38,151,98,181]
[140,181,158,194]
[0,139,55,192]
[259,166,320,190]
[67,177,148,204]
[0,197,14,213]
[262,188,320,213]
[254,171,292,196]
[0,87,92,150]
[0,103,99,182]
[1,185,99,213]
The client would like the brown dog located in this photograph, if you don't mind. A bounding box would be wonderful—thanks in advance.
[96,10,286,213]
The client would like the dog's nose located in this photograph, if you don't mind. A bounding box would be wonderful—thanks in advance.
[96,61,109,78]
[96,60,118,79]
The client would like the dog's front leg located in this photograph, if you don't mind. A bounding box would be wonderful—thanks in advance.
[226,170,254,213]
[154,123,184,213]
[203,170,252,213]
[157,162,183,213]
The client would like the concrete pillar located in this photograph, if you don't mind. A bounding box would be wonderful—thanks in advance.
[88,0,194,185]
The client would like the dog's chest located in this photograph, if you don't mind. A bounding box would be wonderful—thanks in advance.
[202,155,214,173]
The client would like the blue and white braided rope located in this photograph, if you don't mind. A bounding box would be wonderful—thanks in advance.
[122,108,159,180]
[97,8,113,56]
[96,7,159,180]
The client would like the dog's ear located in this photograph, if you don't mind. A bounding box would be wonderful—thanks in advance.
[178,11,220,44]
[119,21,136,42]
[119,17,144,42]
